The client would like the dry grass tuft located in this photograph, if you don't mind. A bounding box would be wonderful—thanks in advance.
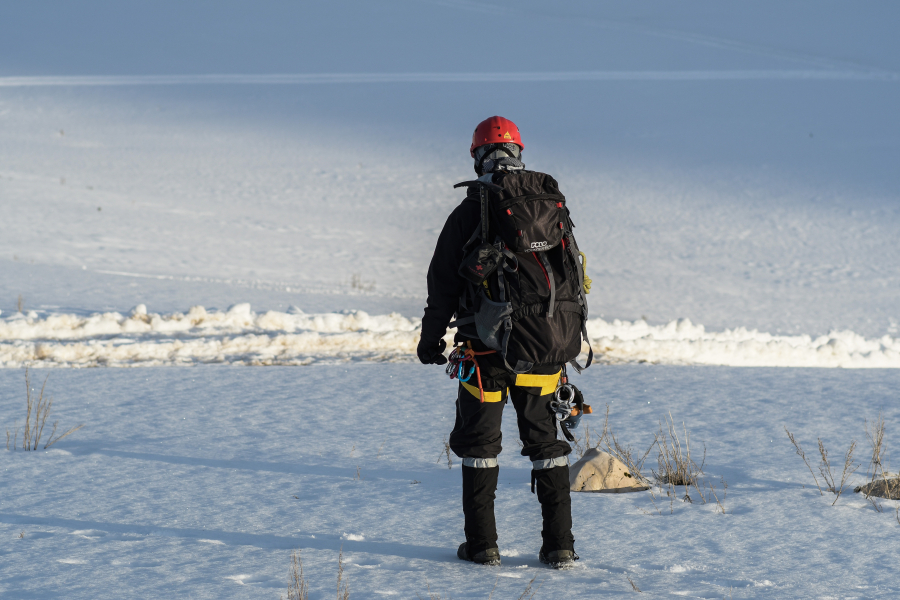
[280,548,349,600]
[654,412,704,488]
[574,406,730,515]
[437,437,453,470]
[282,549,309,600]
[575,404,654,485]
[706,477,728,514]
[785,427,823,495]
[854,413,900,504]
[17,294,24,313]
[417,580,450,600]
[865,413,887,479]
[571,407,727,515]
[572,419,595,460]
[516,576,542,600]
[627,575,642,592]
[787,424,878,507]
[336,546,349,600]
[487,576,498,600]
[817,438,859,506]
[786,417,900,509]
[6,368,85,451]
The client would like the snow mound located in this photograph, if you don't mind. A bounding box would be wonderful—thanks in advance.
[0,304,421,367]
[1,306,899,368]
[589,318,900,368]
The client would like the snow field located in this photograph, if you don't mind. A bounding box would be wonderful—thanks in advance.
[3,304,900,368]
[2,365,899,598]
[2,1,900,597]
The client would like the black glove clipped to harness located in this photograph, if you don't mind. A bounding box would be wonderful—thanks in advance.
[417,337,448,365]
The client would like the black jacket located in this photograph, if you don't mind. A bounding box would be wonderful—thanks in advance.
[422,186,481,345]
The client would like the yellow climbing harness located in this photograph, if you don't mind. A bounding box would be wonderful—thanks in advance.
[459,370,561,402]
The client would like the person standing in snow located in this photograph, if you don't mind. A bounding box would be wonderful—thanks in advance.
[418,116,592,569]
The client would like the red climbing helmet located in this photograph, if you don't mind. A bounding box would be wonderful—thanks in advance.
[470,116,523,157]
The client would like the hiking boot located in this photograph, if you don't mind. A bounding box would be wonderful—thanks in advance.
[457,542,501,566]
[539,548,578,569]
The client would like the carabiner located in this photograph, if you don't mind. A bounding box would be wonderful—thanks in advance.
[550,383,576,421]
[458,362,473,382]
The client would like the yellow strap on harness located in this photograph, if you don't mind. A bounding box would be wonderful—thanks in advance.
[461,371,561,401]
[514,371,562,396]
[461,381,505,403]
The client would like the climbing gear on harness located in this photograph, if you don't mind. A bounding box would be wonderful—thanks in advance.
[446,346,476,382]
[552,367,592,442]
[446,344,497,404]
[551,383,576,422]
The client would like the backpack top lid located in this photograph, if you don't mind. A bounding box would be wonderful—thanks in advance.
[484,171,568,253]
[488,170,562,200]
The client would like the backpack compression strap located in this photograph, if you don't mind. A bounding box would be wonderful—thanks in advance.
[562,220,594,373]
[537,252,556,318]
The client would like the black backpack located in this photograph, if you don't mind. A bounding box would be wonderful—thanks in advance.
[450,171,593,373]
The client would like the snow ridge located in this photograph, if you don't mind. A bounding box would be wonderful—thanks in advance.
[588,318,900,368]
[1,305,898,368]
[0,304,420,367]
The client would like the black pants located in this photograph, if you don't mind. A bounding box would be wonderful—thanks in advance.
[449,351,574,555]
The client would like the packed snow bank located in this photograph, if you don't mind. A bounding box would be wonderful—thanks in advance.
[588,318,900,368]
[2,305,899,368]
[0,304,421,367]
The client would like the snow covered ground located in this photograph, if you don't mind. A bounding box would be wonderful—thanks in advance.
[3,365,900,598]
[2,1,900,598]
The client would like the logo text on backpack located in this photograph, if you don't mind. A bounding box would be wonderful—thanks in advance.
[530,241,548,249]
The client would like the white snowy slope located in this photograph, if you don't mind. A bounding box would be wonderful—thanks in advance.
[1,1,899,338]
[2,366,899,599]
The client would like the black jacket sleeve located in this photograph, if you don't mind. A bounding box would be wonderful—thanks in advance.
[421,198,479,344]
